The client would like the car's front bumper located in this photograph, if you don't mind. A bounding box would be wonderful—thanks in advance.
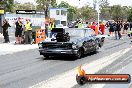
[39,48,78,56]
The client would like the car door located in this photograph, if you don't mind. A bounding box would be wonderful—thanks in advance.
[81,37,89,54]
[87,36,94,51]
[89,36,97,50]
[83,29,94,53]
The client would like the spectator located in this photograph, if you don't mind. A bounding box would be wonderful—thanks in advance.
[116,21,122,39]
[100,22,105,35]
[113,21,117,39]
[24,19,32,44]
[78,22,83,28]
[130,22,132,31]
[15,17,23,44]
[2,19,11,43]
[49,22,56,38]
[109,21,114,36]
[123,21,129,34]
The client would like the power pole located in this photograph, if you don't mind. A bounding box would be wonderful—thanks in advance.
[93,0,104,34]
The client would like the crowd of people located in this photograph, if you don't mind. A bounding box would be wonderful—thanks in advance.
[106,20,132,40]
[2,17,33,44]
[70,20,132,42]
[1,18,132,44]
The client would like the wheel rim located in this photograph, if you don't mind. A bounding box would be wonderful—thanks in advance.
[96,44,100,50]
[77,49,81,58]
[43,55,49,58]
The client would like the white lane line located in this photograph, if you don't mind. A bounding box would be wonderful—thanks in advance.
[79,49,132,88]
[92,55,132,88]
[29,47,132,88]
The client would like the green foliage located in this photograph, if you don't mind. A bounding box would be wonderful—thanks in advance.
[110,5,123,20]
[80,6,97,20]
[36,0,57,17]
[99,0,110,20]
[100,0,109,7]
[36,0,49,10]
[1,0,130,22]
[14,2,35,11]
[58,1,69,8]
[100,4,130,21]
[12,0,131,22]
[58,1,77,21]
[122,6,129,20]
[0,0,14,12]
[50,0,57,7]
[100,7,111,20]
[127,8,132,22]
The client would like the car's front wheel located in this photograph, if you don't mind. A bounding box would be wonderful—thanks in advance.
[43,55,49,59]
[75,49,82,59]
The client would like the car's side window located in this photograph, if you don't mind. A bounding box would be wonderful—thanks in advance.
[90,29,96,36]
[85,29,91,37]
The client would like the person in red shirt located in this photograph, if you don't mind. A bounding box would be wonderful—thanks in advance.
[100,22,105,35]
[90,22,96,31]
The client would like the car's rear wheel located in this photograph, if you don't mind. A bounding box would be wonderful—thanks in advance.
[94,44,100,53]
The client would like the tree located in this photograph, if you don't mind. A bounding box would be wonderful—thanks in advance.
[0,0,14,12]
[99,0,109,7]
[93,0,110,20]
[58,1,77,21]
[122,6,129,20]
[99,0,109,20]
[127,8,132,22]
[80,5,97,20]
[51,0,57,7]
[100,5,128,21]
[100,6,112,20]
[93,0,109,9]
[36,0,57,18]
[14,2,35,11]
[110,5,124,21]
[58,1,69,8]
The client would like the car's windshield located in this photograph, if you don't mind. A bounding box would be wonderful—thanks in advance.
[65,28,95,37]
[65,28,85,37]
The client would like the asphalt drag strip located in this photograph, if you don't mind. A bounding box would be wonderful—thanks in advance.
[0,38,131,88]
[76,49,132,88]
[29,46,132,88]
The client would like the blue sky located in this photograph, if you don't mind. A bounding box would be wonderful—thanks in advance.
[15,0,132,7]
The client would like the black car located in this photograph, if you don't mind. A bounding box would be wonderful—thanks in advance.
[38,28,105,59]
